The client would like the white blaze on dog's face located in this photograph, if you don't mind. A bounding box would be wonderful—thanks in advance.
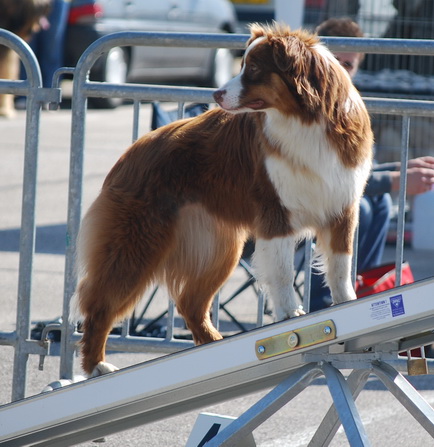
[213,36,267,112]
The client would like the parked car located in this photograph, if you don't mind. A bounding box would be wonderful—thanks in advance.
[65,0,238,107]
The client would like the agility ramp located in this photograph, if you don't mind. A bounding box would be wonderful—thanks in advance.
[1,279,434,446]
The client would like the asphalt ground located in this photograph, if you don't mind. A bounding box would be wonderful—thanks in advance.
[1,103,434,446]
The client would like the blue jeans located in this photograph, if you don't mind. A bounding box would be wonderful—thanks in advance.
[29,0,71,87]
[309,193,392,312]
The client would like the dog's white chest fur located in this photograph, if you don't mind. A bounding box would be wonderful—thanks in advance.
[263,111,369,230]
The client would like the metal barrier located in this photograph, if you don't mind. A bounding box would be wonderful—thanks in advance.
[0,29,61,402]
[2,29,434,402]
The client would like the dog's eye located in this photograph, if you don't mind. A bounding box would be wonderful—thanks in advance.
[246,63,259,77]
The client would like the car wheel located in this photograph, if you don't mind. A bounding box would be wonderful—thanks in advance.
[206,47,235,88]
[90,47,129,109]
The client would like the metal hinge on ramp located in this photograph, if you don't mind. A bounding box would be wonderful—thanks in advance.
[255,319,336,360]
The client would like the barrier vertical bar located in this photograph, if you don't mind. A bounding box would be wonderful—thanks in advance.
[0,31,45,401]
[60,70,89,380]
[12,92,41,401]
[0,30,42,401]
[395,115,410,286]
[303,239,313,312]
[132,99,140,142]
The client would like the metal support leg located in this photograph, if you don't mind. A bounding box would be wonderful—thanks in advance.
[309,368,371,447]
[372,361,434,437]
[205,363,323,447]
[321,362,371,447]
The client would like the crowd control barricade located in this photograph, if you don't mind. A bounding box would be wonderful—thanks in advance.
[0,29,61,402]
[3,29,434,403]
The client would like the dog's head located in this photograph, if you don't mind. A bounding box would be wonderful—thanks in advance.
[213,23,351,122]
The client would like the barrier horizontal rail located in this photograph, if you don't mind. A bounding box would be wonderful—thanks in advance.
[365,97,434,116]
[72,32,434,95]
[72,32,434,119]
[79,80,434,118]
[72,30,434,54]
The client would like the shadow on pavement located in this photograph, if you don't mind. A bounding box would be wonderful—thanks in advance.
[0,224,67,255]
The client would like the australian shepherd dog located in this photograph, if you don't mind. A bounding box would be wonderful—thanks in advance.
[71,23,373,377]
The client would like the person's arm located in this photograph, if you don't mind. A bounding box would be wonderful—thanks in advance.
[366,157,434,196]
[392,168,434,195]
[364,170,393,196]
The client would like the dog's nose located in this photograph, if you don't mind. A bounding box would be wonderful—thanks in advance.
[213,89,226,105]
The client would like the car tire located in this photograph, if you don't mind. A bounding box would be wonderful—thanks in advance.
[90,47,129,109]
[206,47,235,88]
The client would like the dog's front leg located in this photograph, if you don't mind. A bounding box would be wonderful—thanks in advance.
[317,205,358,304]
[326,252,357,304]
[254,236,304,320]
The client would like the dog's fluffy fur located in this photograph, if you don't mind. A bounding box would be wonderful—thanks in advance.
[71,23,373,377]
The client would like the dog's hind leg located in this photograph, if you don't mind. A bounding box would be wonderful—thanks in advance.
[254,236,304,320]
[76,264,159,377]
[73,196,177,377]
[166,207,247,345]
[77,278,124,377]
[176,277,226,346]
[175,249,242,345]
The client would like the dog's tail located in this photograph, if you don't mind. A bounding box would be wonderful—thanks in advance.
[68,291,83,324]
[68,205,96,324]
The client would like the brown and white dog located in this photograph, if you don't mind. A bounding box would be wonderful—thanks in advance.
[70,23,373,377]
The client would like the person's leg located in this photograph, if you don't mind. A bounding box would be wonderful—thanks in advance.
[309,269,333,312]
[35,0,70,87]
[357,194,392,272]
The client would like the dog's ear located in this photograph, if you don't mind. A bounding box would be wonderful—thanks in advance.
[271,35,323,108]
[270,35,300,73]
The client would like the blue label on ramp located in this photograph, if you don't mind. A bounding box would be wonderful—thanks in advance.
[390,294,405,317]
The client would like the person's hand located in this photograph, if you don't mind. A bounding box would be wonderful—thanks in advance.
[391,167,434,195]
[408,156,434,170]
[407,167,434,194]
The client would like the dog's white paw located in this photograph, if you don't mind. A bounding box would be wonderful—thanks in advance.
[90,361,119,378]
[276,306,306,320]
[290,307,306,317]
[332,291,357,305]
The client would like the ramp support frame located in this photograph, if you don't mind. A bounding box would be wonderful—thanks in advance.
[206,356,434,447]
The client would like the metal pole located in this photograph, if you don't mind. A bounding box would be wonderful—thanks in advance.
[395,116,410,286]
[59,70,88,380]
[0,30,44,402]
[12,89,42,401]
